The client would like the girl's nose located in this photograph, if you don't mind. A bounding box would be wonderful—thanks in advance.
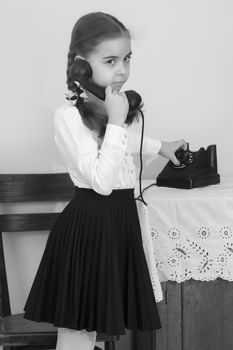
[117,62,126,76]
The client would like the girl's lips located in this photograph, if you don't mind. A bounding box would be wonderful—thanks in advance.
[112,82,125,90]
[112,81,125,85]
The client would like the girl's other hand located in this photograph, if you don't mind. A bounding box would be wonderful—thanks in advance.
[104,85,129,127]
[158,139,187,166]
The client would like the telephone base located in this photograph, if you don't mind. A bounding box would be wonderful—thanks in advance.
[156,172,220,189]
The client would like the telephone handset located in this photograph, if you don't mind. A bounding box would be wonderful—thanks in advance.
[69,58,142,112]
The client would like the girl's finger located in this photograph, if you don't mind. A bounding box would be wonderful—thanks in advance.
[171,155,180,166]
[105,85,112,96]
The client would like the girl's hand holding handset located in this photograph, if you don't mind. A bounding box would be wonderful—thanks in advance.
[104,85,129,127]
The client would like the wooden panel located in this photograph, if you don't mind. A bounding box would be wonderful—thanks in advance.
[0,173,74,202]
[0,213,60,232]
[134,329,154,350]
[182,279,233,350]
[167,281,182,350]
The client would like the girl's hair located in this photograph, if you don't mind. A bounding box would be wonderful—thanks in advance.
[66,12,141,139]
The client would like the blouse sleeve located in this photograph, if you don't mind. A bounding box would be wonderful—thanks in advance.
[127,128,162,157]
[54,105,128,196]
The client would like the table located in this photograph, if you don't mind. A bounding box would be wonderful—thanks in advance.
[135,176,233,303]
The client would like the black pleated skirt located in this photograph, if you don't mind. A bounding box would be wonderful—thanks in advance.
[23,186,161,335]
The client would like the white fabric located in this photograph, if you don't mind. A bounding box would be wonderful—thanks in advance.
[135,176,233,286]
[54,102,161,195]
[56,327,97,350]
[136,201,164,303]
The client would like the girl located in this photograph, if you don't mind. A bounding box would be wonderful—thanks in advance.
[23,11,186,350]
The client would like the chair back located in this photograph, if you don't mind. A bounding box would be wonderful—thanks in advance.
[0,173,74,317]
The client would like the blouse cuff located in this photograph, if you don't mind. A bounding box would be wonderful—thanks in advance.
[142,136,162,157]
[103,123,128,149]
[153,139,162,155]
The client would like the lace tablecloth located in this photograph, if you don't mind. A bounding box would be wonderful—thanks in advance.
[135,176,233,303]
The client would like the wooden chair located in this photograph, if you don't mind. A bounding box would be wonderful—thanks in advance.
[0,173,120,350]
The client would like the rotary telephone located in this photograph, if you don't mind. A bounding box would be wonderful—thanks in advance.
[69,58,142,112]
[156,143,220,189]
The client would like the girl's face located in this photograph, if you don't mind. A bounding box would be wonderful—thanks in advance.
[86,36,132,92]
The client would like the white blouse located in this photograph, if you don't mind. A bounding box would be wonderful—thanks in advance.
[54,103,162,196]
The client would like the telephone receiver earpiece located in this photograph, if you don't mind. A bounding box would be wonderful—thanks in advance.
[69,58,142,112]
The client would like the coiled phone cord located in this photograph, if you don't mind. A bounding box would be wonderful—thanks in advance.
[134,109,149,206]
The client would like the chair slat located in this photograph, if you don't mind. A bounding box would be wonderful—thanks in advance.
[0,173,74,202]
[0,213,60,232]
[0,313,119,347]
[0,313,57,334]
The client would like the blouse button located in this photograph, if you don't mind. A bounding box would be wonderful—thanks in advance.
[124,133,128,138]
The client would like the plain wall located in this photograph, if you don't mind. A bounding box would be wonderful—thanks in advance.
[1,1,233,349]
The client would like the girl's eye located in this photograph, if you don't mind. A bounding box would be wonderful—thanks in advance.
[124,55,132,63]
[106,59,116,65]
